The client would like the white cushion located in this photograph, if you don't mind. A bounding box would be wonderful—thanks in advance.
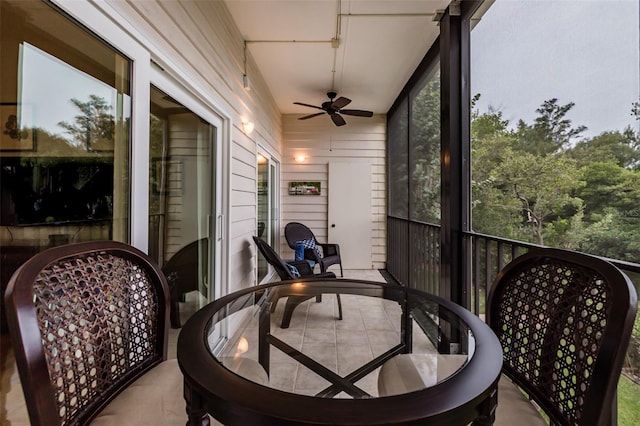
[377,353,467,397]
[91,358,185,426]
[494,375,547,426]
[379,355,546,425]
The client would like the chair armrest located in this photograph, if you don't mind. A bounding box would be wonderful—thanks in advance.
[287,260,314,276]
[317,243,340,258]
[303,248,321,263]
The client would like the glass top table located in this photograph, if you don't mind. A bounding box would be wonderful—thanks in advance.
[177,279,503,425]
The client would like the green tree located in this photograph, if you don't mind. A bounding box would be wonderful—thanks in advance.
[410,72,441,222]
[471,104,525,239]
[495,150,584,245]
[58,95,115,148]
[581,211,640,262]
[569,131,638,169]
[576,162,632,217]
[515,98,586,155]
[472,97,587,246]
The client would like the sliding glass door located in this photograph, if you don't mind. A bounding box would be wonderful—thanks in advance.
[149,85,218,325]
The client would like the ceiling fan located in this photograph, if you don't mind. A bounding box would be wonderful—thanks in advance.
[294,91,373,126]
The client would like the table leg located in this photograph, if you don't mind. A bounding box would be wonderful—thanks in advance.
[258,301,270,375]
[471,386,498,426]
[184,380,210,426]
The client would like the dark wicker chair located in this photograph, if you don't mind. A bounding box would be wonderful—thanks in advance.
[253,236,340,328]
[284,221,343,276]
[3,241,184,426]
[487,248,637,426]
[162,238,208,328]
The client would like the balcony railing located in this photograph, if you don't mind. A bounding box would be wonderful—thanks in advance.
[387,216,640,309]
[387,216,640,391]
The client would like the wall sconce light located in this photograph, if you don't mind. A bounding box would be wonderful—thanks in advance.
[242,121,254,135]
[294,155,307,163]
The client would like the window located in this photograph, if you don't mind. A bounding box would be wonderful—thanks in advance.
[0,1,131,245]
[409,66,441,224]
[388,99,409,219]
[386,43,441,290]
[388,62,442,225]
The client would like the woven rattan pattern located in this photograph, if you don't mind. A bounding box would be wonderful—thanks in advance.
[32,252,161,424]
[494,259,611,425]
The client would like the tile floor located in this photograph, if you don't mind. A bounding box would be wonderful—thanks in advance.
[1,269,388,425]
[217,274,409,398]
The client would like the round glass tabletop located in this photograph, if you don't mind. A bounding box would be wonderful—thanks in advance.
[178,279,502,425]
[206,280,473,398]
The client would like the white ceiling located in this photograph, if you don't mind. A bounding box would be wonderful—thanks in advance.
[224,0,449,116]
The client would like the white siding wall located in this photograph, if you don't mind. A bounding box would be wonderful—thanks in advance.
[95,1,281,292]
[281,115,387,270]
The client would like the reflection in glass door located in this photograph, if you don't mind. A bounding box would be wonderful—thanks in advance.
[0,0,132,332]
[257,152,279,283]
[257,154,269,281]
[148,86,215,327]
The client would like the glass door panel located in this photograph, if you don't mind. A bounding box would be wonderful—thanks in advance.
[270,162,278,245]
[149,86,215,326]
[256,152,280,283]
[257,154,269,281]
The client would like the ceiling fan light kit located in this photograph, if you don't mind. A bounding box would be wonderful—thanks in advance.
[294,91,373,126]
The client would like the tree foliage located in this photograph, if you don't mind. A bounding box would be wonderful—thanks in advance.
[470,96,639,262]
[58,95,115,148]
[409,71,441,223]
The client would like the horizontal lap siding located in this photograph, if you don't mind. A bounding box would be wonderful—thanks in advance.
[281,115,387,269]
[108,1,282,291]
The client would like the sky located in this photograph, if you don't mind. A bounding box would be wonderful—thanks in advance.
[470,0,640,139]
[20,43,121,139]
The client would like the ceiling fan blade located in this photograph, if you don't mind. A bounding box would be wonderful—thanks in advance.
[340,109,374,117]
[298,112,325,120]
[294,102,324,111]
[330,114,346,126]
[331,97,351,109]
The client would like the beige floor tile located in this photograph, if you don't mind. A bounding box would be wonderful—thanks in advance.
[336,327,369,345]
[270,326,305,350]
[337,343,375,375]
[353,371,380,397]
[335,318,367,336]
[268,362,297,392]
[300,342,338,371]
[302,327,336,345]
[294,366,332,392]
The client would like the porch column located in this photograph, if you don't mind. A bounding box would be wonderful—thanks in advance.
[439,8,471,308]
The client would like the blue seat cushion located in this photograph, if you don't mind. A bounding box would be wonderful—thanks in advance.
[297,239,323,259]
[286,263,301,278]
